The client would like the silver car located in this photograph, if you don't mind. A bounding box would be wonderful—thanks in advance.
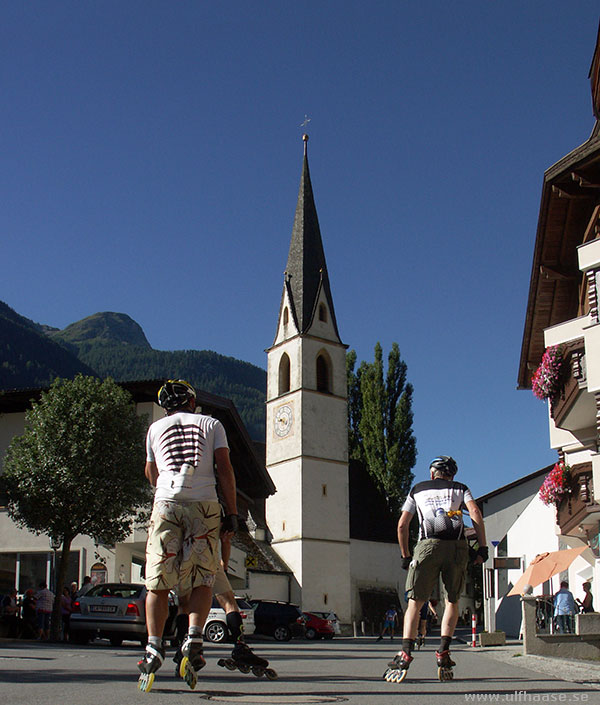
[70,583,177,647]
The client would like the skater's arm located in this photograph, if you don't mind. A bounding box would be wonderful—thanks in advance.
[465,500,487,563]
[145,461,158,487]
[397,510,413,558]
[221,533,232,572]
[215,447,238,518]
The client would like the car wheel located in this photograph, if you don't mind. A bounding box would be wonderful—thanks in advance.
[305,627,317,640]
[205,620,228,643]
[110,637,123,647]
[273,625,291,642]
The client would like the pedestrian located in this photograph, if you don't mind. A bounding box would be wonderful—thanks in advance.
[70,582,78,601]
[60,586,73,641]
[388,456,487,682]
[417,599,438,648]
[137,379,238,692]
[554,581,576,633]
[77,576,93,597]
[577,581,594,614]
[376,605,399,641]
[2,588,21,638]
[21,589,37,639]
[35,581,54,641]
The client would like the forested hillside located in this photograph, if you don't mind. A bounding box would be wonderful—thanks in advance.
[0,303,95,388]
[1,305,266,440]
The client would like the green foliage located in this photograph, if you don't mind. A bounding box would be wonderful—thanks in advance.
[3,375,151,544]
[347,342,417,512]
[0,304,94,388]
[3,375,151,640]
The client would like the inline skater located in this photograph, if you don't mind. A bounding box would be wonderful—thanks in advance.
[137,380,238,692]
[384,456,487,683]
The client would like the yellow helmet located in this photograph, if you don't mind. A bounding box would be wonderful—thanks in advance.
[157,379,196,411]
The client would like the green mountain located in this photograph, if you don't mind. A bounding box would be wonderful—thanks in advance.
[50,312,267,440]
[0,302,95,389]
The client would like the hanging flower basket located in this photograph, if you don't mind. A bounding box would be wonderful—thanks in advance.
[532,346,565,401]
[539,461,572,506]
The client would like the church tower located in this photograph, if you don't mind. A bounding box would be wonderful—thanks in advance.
[266,135,351,622]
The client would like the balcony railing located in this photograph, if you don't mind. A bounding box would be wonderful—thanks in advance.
[550,338,587,430]
[556,462,598,538]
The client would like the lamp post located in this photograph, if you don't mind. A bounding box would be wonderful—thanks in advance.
[49,536,61,593]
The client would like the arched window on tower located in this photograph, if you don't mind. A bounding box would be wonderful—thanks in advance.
[283,307,289,327]
[279,353,291,395]
[316,353,331,393]
[318,303,327,322]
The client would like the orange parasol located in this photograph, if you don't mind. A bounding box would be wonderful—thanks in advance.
[506,546,587,597]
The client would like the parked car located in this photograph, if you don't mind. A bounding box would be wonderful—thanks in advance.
[249,600,305,641]
[302,612,335,640]
[306,611,341,635]
[203,596,255,643]
[70,583,177,646]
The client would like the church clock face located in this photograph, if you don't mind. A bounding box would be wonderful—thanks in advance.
[274,404,293,437]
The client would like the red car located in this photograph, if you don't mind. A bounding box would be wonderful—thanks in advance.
[302,612,335,640]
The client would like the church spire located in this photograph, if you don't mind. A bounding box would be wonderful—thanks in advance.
[284,135,341,340]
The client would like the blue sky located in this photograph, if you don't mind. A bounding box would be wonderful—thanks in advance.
[2,2,599,501]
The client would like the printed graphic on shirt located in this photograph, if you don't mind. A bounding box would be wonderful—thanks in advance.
[158,423,205,472]
[402,479,473,540]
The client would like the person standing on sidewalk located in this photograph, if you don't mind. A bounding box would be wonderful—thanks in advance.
[554,581,576,633]
[137,379,238,691]
[390,456,487,680]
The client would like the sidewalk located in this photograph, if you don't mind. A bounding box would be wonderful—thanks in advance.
[472,638,600,691]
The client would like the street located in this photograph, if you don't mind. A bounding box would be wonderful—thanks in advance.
[1,636,599,705]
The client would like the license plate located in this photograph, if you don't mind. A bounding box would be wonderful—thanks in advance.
[90,605,117,613]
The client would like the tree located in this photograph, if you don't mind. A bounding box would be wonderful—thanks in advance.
[347,342,417,512]
[3,375,151,640]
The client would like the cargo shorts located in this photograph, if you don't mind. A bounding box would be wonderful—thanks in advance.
[145,499,221,593]
[405,538,468,603]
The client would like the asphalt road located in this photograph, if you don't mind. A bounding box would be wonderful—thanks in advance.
[1,636,600,705]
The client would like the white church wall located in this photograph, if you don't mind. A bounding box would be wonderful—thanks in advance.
[301,539,351,620]
[247,571,291,602]
[301,393,348,461]
[301,338,347,398]
[266,395,302,465]
[302,459,349,542]
[349,539,401,621]
[266,460,303,541]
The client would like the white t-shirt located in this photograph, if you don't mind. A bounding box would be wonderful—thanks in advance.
[146,411,229,502]
[401,478,474,541]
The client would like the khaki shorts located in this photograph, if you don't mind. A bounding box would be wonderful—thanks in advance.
[145,500,221,593]
[405,538,468,603]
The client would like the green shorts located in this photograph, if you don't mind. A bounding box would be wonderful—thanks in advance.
[145,499,221,593]
[405,538,468,603]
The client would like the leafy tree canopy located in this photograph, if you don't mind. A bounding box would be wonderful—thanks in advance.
[2,375,151,638]
[347,342,417,513]
[3,375,150,544]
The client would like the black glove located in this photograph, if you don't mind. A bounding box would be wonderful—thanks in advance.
[476,546,489,562]
[221,514,239,533]
[401,556,412,570]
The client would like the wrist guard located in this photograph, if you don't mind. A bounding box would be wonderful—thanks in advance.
[476,546,489,562]
[221,514,239,533]
[401,556,412,570]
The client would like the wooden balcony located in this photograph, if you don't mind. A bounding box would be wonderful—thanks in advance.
[550,338,588,431]
[556,462,600,540]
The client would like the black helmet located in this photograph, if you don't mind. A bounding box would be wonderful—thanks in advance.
[430,456,458,477]
[157,379,196,411]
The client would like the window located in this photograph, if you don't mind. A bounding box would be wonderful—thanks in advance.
[316,353,331,393]
[278,353,290,394]
[318,303,327,322]
[283,307,289,326]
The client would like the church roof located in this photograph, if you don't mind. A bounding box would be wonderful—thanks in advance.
[284,136,341,340]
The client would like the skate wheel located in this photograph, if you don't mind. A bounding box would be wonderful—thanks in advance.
[265,668,278,681]
[137,672,155,693]
[251,666,265,678]
[179,657,197,690]
[238,663,251,674]
[438,666,453,681]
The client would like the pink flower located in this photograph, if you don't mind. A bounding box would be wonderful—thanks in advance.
[532,346,564,401]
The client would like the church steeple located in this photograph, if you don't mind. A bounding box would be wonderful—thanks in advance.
[284,134,341,341]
